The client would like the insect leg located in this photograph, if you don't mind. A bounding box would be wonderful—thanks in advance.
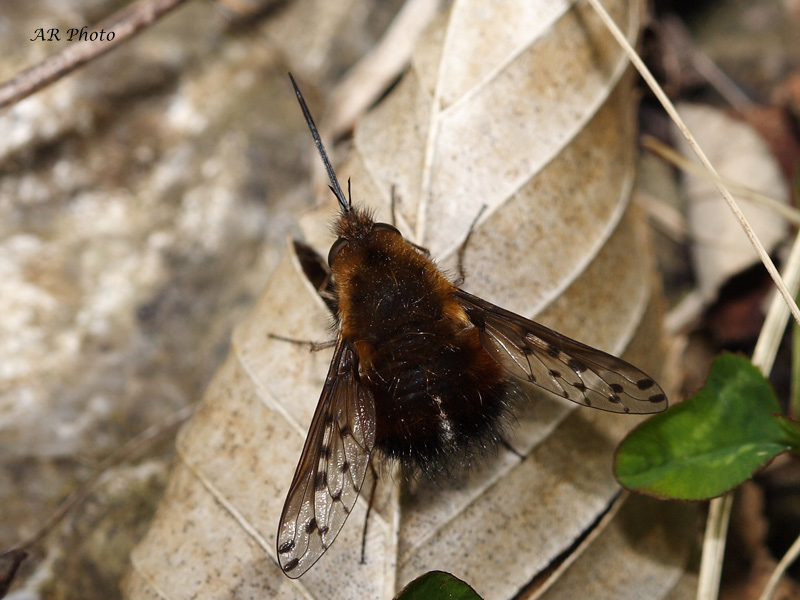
[455,204,488,286]
[498,436,525,459]
[390,185,398,227]
[268,333,336,352]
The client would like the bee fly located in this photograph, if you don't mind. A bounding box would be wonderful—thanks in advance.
[277,74,668,578]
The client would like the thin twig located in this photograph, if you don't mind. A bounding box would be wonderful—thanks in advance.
[697,494,734,600]
[753,230,800,376]
[759,528,800,600]
[12,405,194,552]
[643,136,800,227]
[0,0,190,111]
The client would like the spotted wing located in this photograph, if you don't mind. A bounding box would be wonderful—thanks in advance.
[454,289,667,414]
[276,337,376,578]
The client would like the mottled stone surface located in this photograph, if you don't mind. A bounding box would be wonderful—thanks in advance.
[0,0,399,596]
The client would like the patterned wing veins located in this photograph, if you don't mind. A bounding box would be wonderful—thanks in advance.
[276,338,376,578]
[454,289,667,414]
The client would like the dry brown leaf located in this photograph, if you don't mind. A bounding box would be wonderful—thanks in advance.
[523,493,696,600]
[0,0,397,597]
[126,1,693,599]
[674,103,790,306]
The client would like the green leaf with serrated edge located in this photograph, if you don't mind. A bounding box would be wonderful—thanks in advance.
[615,353,796,500]
[394,571,483,600]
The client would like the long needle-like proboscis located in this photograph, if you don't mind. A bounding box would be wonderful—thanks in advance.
[289,73,350,213]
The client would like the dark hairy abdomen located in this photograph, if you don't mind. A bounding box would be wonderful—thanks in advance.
[364,319,511,478]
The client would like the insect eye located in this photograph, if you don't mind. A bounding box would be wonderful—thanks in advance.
[328,238,349,266]
[372,222,401,236]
